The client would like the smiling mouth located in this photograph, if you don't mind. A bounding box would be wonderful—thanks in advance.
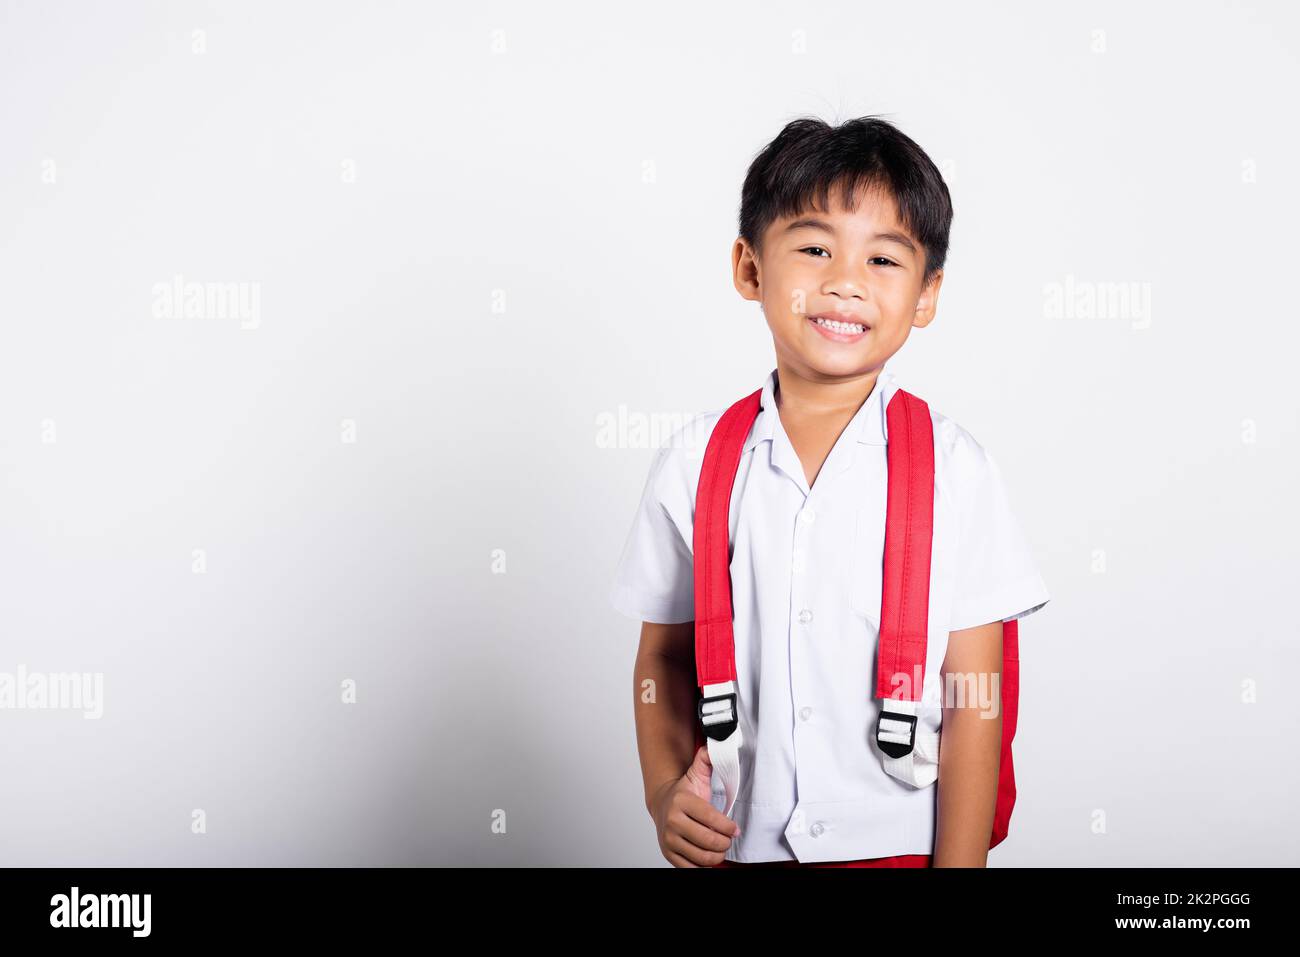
[806,314,870,338]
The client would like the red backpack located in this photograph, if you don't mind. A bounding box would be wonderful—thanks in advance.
[691,385,1019,850]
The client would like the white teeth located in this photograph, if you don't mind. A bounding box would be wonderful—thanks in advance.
[813,316,865,334]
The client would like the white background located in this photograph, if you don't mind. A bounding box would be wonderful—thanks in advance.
[0,0,1296,865]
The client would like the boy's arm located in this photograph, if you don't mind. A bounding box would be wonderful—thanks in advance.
[633,620,740,866]
[633,620,699,812]
[933,619,1004,867]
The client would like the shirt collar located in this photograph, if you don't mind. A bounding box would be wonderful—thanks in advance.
[743,366,897,455]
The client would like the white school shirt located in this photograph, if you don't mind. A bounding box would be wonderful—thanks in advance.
[609,365,1051,863]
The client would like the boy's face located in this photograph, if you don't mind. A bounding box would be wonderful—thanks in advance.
[733,183,942,384]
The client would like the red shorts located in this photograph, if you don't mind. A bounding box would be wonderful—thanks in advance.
[716,854,931,868]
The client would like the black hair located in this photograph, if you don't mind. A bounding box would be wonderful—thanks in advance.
[738,115,953,286]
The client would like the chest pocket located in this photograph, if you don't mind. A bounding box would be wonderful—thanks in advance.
[850,505,886,628]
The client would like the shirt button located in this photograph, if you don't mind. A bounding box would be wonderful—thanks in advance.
[799,707,812,721]
[799,508,817,525]
[797,608,813,624]
[791,555,806,574]
[810,822,825,837]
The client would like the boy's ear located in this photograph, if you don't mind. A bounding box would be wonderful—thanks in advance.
[911,269,943,329]
[732,238,762,303]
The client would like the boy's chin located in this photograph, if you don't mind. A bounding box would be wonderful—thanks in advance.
[790,342,877,378]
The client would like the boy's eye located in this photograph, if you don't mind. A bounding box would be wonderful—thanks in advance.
[869,257,899,267]
[799,246,829,258]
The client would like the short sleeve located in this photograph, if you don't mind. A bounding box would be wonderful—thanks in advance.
[608,444,695,624]
[948,449,1051,632]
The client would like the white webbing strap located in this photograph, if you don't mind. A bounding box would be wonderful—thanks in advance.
[877,697,940,789]
[881,730,941,788]
[701,681,742,818]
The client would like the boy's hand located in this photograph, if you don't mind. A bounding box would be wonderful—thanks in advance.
[648,745,742,867]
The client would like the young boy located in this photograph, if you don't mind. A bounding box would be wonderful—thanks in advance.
[609,116,1050,867]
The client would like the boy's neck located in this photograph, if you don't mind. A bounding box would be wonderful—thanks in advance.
[772,362,883,420]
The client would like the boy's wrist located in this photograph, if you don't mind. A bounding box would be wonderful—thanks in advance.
[645,776,678,817]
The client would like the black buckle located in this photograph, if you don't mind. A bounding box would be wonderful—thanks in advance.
[876,708,917,759]
[698,692,738,742]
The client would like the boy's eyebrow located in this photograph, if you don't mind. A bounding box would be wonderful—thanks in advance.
[783,217,918,254]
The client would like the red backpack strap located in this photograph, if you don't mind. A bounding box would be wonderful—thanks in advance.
[875,389,934,758]
[873,388,1021,847]
[693,389,762,688]
[691,388,761,818]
